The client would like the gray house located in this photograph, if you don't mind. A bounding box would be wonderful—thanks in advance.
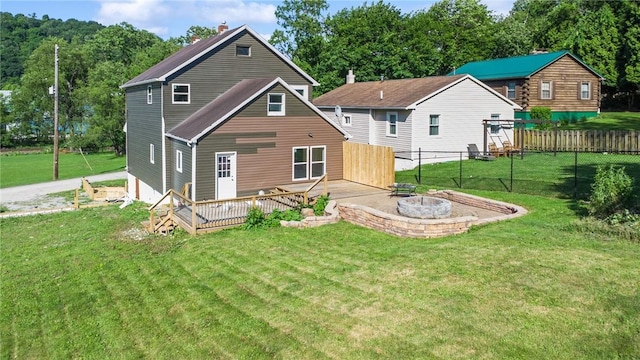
[121,24,348,203]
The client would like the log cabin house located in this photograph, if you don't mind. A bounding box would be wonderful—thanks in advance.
[453,50,605,121]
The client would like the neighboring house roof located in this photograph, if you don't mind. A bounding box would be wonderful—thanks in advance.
[167,77,350,143]
[313,74,521,110]
[121,25,319,89]
[451,50,605,81]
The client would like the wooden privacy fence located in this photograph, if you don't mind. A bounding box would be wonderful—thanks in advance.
[515,129,640,152]
[343,142,395,189]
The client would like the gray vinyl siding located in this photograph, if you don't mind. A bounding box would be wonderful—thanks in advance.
[330,108,370,144]
[125,83,163,192]
[370,109,412,155]
[162,31,313,130]
[168,139,193,196]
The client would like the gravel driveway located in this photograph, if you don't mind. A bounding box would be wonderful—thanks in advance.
[0,171,127,213]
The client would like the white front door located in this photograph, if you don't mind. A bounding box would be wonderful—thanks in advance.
[215,152,236,199]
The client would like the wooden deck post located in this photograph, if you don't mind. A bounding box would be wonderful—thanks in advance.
[323,174,328,195]
[74,189,79,209]
[191,197,197,233]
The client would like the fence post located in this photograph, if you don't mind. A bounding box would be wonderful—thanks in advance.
[554,120,558,157]
[459,152,463,189]
[510,153,514,192]
[418,148,422,184]
[574,150,578,200]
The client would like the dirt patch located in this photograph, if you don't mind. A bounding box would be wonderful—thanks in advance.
[334,193,504,220]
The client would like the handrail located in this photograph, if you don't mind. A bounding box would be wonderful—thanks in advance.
[149,189,175,211]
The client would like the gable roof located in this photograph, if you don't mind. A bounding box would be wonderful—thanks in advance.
[313,74,520,110]
[167,77,350,143]
[121,25,319,89]
[451,50,605,80]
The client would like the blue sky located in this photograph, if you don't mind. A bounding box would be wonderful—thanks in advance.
[1,0,515,41]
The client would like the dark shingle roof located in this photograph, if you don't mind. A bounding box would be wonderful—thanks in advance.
[313,75,467,109]
[121,25,319,88]
[451,51,605,80]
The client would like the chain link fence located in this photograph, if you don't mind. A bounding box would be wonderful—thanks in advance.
[394,150,640,201]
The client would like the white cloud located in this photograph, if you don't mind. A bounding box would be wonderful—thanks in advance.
[94,0,277,38]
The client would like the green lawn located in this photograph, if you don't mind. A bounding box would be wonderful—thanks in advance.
[398,152,640,200]
[1,192,639,358]
[0,151,126,188]
[562,111,640,130]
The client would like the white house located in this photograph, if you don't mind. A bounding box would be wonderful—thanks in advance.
[313,73,522,170]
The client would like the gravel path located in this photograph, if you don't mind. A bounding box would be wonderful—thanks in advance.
[0,171,127,213]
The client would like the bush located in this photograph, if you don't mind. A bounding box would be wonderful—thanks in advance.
[531,106,553,130]
[313,195,330,215]
[243,206,266,230]
[588,165,636,219]
[243,207,304,229]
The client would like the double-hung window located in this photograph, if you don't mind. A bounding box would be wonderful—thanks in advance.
[268,93,285,116]
[541,81,552,99]
[386,112,398,137]
[507,81,516,99]
[580,82,591,100]
[429,114,440,136]
[490,114,500,134]
[147,85,153,104]
[292,146,325,180]
[172,84,190,104]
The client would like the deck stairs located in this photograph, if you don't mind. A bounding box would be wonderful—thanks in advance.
[142,206,177,235]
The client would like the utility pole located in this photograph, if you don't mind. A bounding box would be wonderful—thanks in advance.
[53,44,59,180]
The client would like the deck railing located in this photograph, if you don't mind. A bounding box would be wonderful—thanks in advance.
[148,178,328,234]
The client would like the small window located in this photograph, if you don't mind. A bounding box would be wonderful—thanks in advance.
[429,114,439,136]
[147,85,153,104]
[580,82,590,100]
[507,81,516,99]
[172,84,190,104]
[490,114,500,134]
[150,144,155,164]
[343,115,352,126]
[236,45,251,57]
[291,85,308,99]
[386,112,398,137]
[176,150,183,173]
[541,81,552,99]
[267,93,285,116]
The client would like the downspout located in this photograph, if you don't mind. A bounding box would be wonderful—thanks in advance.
[191,142,197,201]
[161,85,167,194]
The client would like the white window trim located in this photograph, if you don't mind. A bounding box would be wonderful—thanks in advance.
[149,144,155,164]
[176,150,183,173]
[172,83,190,104]
[292,146,309,181]
[490,114,501,134]
[236,45,251,57]
[386,111,398,137]
[342,114,352,126]
[581,81,591,100]
[310,145,326,180]
[429,114,440,136]
[541,81,552,100]
[267,93,285,116]
[147,85,152,104]
[291,85,308,99]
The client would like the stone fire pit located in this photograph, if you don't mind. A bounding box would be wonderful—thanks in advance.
[397,196,452,219]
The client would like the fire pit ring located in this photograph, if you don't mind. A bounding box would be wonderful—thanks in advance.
[397,196,452,219]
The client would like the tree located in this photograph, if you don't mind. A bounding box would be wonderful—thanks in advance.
[619,0,640,108]
[171,25,218,46]
[270,0,328,75]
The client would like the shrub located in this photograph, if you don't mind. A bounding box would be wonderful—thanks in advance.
[243,206,266,230]
[531,106,553,130]
[588,165,635,219]
[313,195,330,216]
[244,207,304,229]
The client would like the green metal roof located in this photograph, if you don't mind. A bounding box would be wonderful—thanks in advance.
[451,51,604,80]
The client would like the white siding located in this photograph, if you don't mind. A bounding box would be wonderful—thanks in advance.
[413,78,516,157]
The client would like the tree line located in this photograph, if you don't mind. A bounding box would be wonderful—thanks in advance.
[1,0,638,154]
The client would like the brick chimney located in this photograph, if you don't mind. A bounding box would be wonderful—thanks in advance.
[218,21,228,34]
